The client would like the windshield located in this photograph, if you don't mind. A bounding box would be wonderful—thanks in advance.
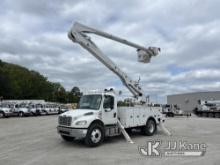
[78,95,102,110]
[36,104,42,108]
[0,104,10,108]
[19,104,28,108]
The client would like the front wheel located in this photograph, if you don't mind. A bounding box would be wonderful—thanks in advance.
[84,123,104,147]
[141,119,157,136]
[0,112,5,118]
[18,111,24,117]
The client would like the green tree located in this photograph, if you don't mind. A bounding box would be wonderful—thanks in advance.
[71,86,80,96]
[0,60,82,103]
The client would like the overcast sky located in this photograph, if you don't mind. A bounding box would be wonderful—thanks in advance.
[0,0,220,103]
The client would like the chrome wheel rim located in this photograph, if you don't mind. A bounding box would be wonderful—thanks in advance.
[91,128,102,143]
[148,121,155,133]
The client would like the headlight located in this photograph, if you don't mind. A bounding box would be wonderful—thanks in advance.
[75,120,87,125]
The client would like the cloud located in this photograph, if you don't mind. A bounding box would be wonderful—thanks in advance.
[0,0,220,103]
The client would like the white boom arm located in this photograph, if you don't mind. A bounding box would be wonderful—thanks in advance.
[68,22,160,102]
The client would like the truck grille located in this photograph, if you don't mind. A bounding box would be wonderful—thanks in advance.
[59,116,72,126]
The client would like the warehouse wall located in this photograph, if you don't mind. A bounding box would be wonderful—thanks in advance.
[167,91,220,112]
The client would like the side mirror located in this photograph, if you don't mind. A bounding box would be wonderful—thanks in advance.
[104,108,112,112]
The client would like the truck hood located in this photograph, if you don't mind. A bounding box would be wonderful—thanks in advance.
[60,109,97,118]
[1,108,10,111]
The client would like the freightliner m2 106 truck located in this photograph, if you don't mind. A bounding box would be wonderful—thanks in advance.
[57,22,170,147]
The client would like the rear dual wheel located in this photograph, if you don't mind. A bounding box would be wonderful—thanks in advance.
[141,119,157,136]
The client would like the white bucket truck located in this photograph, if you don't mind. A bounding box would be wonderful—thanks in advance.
[57,22,169,147]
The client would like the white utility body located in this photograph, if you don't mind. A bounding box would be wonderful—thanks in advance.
[118,106,162,128]
[57,22,168,147]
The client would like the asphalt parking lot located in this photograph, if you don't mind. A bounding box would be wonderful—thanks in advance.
[0,116,219,165]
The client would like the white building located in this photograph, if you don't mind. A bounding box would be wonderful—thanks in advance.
[167,91,220,112]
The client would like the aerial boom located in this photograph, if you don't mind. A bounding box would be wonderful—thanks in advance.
[68,22,160,102]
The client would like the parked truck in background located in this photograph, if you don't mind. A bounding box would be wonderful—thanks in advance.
[195,100,220,118]
[162,104,182,117]
[162,104,191,117]
[0,103,14,118]
[13,103,32,117]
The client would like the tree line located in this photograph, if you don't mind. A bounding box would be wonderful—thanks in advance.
[0,60,81,103]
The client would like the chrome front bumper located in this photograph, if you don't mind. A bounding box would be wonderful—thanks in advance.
[57,126,87,139]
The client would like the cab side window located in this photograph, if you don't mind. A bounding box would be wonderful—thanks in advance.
[103,95,114,109]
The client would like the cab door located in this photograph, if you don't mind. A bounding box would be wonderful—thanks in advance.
[102,95,117,125]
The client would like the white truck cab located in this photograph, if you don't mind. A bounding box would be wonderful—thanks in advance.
[0,103,14,118]
[57,91,164,146]
[13,104,31,117]
[29,104,38,116]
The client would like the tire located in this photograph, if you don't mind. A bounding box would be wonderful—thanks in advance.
[202,112,206,117]
[36,110,41,116]
[142,119,157,136]
[208,113,214,118]
[31,112,36,116]
[167,113,174,117]
[0,111,5,118]
[18,111,24,117]
[84,123,104,147]
[42,110,48,115]
[61,135,74,142]
[214,113,220,118]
